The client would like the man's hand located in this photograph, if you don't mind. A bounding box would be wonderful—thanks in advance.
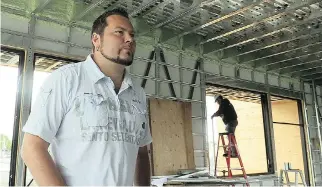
[135,146,151,186]
[21,133,66,186]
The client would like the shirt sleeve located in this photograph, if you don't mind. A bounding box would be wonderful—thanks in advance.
[22,69,70,144]
[213,102,224,117]
[139,92,152,147]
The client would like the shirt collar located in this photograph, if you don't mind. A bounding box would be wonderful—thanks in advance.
[84,55,105,84]
[84,54,134,88]
[123,68,133,88]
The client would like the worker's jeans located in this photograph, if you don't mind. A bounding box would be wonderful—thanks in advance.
[225,120,238,155]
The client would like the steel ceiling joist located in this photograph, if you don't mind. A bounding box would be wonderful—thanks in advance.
[311,75,322,81]
[73,0,104,21]
[253,43,322,68]
[138,0,214,36]
[289,63,322,76]
[131,0,169,18]
[200,0,321,45]
[239,36,322,66]
[1,4,28,17]
[106,0,127,11]
[301,70,322,79]
[32,0,53,14]
[269,55,322,72]
[155,0,212,28]
[171,0,263,41]
[203,10,322,56]
[218,23,322,59]
[300,68,322,77]
[1,4,92,30]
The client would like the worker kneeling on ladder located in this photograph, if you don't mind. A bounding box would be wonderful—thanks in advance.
[211,95,238,157]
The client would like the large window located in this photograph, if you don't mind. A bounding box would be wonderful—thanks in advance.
[271,97,308,184]
[0,48,24,186]
[25,54,78,186]
[214,99,268,175]
[206,86,268,176]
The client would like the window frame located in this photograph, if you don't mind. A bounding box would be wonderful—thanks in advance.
[270,95,310,185]
[206,83,274,175]
[1,45,26,186]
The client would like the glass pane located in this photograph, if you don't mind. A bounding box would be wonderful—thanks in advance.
[272,99,306,183]
[0,51,20,186]
[25,56,74,186]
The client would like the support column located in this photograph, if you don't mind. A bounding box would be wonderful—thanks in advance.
[155,47,161,96]
[263,72,277,174]
[13,17,36,186]
[199,58,208,168]
[178,38,184,99]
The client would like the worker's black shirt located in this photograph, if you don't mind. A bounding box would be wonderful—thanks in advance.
[213,99,237,124]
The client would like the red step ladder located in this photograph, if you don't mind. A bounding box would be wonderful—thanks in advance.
[214,132,249,186]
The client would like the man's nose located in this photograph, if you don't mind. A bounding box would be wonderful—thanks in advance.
[125,33,134,43]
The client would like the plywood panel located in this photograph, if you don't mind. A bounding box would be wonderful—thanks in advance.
[271,99,306,182]
[149,98,194,175]
[274,125,305,182]
[272,100,299,124]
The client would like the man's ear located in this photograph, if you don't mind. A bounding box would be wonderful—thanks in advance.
[92,33,101,50]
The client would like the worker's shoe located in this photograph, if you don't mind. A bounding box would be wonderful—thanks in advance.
[223,153,238,158]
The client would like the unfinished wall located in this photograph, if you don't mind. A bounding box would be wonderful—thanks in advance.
[271,100,306,183]
[149,98,195,175]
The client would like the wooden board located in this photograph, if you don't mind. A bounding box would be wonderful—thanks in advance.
[271,100,306,182]
[149,98,194,176]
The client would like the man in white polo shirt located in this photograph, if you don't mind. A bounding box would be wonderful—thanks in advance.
[21,8,152,186]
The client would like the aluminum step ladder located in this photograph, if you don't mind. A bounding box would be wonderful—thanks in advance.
[279,169,307,186]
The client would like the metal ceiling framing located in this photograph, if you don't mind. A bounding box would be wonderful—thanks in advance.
[201,0,321,44]
[203,8,322,55]
[278,59,322,75]
[249,37,322,67]
[267,52,322,72]
[218,23,322,60]
[1,0,322,84]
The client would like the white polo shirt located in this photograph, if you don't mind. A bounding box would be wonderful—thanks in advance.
[22,54,152,186]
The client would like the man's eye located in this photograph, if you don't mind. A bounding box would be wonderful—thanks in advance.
[115,30,123,34]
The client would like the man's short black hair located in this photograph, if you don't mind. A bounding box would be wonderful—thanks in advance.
[215,95,223,102]
[91,8,129,37]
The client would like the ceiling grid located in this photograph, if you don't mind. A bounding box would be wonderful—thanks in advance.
[1,0,322,84]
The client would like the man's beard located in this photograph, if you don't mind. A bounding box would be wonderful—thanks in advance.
[100,48,133,66]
